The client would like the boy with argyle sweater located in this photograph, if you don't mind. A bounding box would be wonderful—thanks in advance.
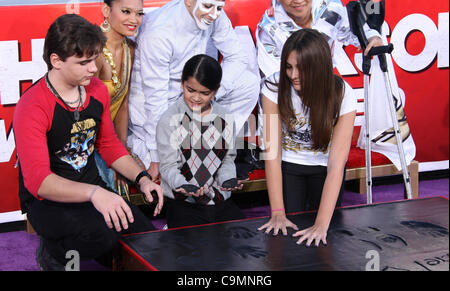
[157,55,245,228]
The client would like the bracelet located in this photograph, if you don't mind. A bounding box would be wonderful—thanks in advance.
[271,208,285,213]
[88,186,99,202]
[135,170,152,186]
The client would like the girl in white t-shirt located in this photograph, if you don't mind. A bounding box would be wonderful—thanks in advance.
[258,29,356,247]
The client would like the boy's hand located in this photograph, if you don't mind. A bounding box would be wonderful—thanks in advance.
[89,186,134,232]
[220,178,244,191]
[176,184,208,197]
[139,177,164,216]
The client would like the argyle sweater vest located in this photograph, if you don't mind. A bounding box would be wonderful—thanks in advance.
[175,111,234,205]
[157,98,237,205]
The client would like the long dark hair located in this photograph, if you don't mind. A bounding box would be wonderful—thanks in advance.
[274,28,344,151]
[43,14,106,70]
[182,54,222,92]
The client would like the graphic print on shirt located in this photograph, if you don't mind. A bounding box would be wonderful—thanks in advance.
[282,113,329,154]
[55,118,97,172]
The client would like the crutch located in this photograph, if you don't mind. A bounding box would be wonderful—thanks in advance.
[347,0,412,204]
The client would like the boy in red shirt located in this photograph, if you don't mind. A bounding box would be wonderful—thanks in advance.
[13,14,163,271]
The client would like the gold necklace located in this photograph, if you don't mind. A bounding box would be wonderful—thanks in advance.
[103,45,122,93]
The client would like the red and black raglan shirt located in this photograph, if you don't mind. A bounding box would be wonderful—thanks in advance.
[13,76,128,212]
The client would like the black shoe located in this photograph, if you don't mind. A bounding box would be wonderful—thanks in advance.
[235,142,265,179]
[236,161,253,180]
[238,148,264,170]
[248,148,265,170]
[36,237,65,271]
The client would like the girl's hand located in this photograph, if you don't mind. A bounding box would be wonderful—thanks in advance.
[292,224,329,247]
[258,212,298,236]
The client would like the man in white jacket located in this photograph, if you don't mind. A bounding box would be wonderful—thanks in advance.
[128,0,260,180]
[256,0,383,78]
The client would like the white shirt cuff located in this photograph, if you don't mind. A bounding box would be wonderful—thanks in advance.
[150,150,160,163]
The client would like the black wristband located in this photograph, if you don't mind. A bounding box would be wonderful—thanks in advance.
[135,170,152,186]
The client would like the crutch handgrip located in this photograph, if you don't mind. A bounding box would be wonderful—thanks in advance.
[367,44,394,57]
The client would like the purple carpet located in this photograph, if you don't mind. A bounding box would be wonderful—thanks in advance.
[341,178,450,206]
[0,178,448,271]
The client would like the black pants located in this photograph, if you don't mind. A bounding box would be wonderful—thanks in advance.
[166,199,245,229]
[281,161,346,213]
[27,197,155,265]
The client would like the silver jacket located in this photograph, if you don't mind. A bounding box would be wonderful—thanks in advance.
[256,0,380,77]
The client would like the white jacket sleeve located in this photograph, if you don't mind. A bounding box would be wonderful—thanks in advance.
[139,34,173,163]
[211,11,248,100]
[255,24,281,79]
[325,1,381,47]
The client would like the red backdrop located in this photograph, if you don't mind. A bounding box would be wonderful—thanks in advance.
[0,0,448,214]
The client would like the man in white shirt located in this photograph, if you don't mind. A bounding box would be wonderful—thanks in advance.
[127,0,260,180]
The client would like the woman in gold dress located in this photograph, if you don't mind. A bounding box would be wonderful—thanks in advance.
[95,0,145,192]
